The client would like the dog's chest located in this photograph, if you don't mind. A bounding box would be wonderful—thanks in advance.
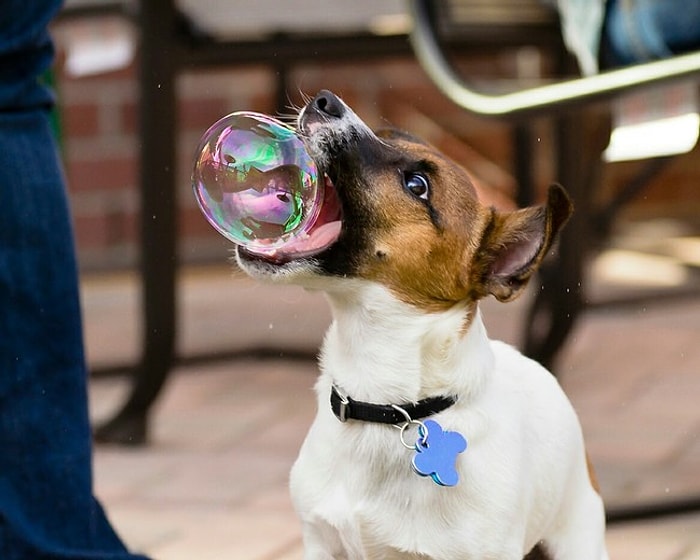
[290,410,525,559]
[291,295,574,558]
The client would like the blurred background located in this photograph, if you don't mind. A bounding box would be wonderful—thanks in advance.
[50,1,700,558]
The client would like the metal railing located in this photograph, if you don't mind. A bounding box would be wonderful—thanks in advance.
[408,0,700,118]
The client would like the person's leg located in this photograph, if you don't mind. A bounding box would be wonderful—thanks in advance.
[0,2,149,558]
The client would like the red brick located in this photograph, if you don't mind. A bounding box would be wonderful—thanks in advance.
[66,157,137,192]
[62,102,100,138]
[72,206,138,248]
[120,102,138,136]
[180,205,220,238]
[249,92,276,115]
[179,97,232,130]
[72,214,110,249]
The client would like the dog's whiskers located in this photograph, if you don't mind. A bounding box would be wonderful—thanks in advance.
[276,111,302,127]
[298,90,313,106]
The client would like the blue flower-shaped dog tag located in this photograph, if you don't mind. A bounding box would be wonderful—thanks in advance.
[412,420,467,487]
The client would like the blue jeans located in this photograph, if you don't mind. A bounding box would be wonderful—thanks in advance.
[0,1,149,558]
[603,0,700,66]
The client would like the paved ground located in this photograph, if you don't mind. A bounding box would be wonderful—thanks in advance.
[84,235,700,559]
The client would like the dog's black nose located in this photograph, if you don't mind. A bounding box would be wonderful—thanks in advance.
[312,90,345,119]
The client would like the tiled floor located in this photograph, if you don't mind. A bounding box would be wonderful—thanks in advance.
[85,255,700,559]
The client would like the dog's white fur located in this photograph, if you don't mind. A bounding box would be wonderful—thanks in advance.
[237,94,608,559]
[289,283,607,559]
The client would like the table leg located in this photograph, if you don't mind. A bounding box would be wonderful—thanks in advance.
[94,0,178,445]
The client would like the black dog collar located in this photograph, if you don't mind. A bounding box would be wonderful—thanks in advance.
[330,385,457,424]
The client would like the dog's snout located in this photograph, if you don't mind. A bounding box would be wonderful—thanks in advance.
[312,90,345,119]
[299,89,372,170]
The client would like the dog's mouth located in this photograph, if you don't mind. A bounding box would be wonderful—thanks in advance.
[237,170,343,265]
[238,92,356,268]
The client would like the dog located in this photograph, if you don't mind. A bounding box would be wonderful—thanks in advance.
[236,90,608,560]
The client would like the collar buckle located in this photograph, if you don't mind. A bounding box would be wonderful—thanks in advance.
[333,385,350,423]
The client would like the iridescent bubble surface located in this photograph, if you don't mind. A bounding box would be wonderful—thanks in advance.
[192,111,321,254]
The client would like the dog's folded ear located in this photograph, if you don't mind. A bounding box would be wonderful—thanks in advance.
[473,184,573,302]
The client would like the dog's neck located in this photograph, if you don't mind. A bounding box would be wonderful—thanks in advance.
[319,282,494,406]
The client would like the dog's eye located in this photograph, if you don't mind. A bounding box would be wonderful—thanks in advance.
[403,172,430,201]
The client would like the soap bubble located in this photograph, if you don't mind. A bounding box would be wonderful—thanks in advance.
[192,111,321,254]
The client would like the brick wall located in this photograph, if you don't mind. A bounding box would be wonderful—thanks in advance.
[53,18,700,271]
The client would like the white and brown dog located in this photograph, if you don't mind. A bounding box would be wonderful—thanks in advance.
[236,90,608,560]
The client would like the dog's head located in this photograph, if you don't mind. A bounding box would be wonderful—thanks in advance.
[237,90,572,311]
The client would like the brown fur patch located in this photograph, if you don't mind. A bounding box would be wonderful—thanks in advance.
[460,301,479,334]
[355,133,571,313]
[587,452,601,494]
[357,136,491,312]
